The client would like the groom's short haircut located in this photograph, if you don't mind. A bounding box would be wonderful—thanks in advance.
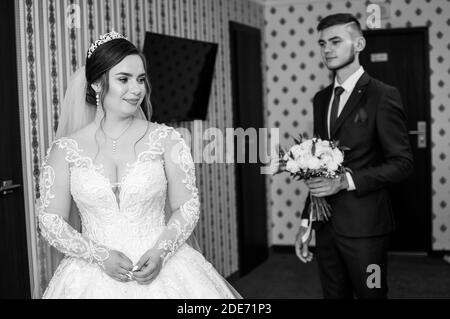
[317,13,362,36]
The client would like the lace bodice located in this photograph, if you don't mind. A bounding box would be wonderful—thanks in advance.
[37,124,200,267]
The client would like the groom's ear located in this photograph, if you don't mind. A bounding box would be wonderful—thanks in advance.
[355,36,366,53]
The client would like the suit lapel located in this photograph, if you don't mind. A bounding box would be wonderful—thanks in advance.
[330,72,371,138]
[317,85,333,139]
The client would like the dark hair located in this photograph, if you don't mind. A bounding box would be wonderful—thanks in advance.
[85,38,152,162]
[317,13,362,34]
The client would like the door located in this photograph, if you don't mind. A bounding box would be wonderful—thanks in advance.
[229,21,268,275]
[360,27,431,252]
[0,0,31,298]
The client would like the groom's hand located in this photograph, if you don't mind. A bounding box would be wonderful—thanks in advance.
[295,225,313,263]
[305,174,349,197]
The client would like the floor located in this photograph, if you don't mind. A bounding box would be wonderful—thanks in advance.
[232,251,450,299]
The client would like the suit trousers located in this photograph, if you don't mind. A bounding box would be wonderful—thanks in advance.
[315,221,390,299]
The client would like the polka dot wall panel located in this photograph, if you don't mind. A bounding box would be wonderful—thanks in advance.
[264,0,450,250]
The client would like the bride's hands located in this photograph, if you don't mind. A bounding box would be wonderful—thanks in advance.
[101,249,134,283]
[132,248,163,285]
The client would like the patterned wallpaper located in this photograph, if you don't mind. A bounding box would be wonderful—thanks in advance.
[264,0,450,250]
[15,0,264,297]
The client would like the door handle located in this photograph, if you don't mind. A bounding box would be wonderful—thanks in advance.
[0,180,21,195]
[408,121,426,149]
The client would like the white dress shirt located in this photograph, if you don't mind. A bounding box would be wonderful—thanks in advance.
[327,66,365,138]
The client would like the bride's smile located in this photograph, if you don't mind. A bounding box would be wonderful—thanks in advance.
[101,55,147,118]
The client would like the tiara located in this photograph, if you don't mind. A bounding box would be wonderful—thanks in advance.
[87,30,127,58]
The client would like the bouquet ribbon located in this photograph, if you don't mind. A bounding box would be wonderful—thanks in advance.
[301,193,332,243]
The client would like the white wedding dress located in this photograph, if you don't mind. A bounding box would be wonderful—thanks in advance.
[37,124,240,299]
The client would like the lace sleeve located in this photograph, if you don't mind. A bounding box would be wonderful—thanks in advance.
[153,129,200,265]
[37,141,110,268]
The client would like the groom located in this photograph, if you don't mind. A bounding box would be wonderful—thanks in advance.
[296,13,413,298]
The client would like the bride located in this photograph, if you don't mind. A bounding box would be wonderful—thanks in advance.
[37,31,241,298]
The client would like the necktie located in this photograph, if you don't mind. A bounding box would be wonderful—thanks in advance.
[329,86,345,136]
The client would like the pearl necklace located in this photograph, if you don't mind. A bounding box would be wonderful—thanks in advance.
[103,117,135,153]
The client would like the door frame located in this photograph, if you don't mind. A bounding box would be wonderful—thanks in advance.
[363,27,432,253]
[13,0,41,298]
[229,21,269,275]
[0,0,35,298]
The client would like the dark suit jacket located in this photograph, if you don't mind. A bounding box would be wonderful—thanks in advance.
[301,72,413,238]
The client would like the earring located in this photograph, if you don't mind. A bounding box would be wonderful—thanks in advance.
[95,92,104,122]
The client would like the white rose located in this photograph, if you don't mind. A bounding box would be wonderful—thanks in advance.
[301,140,313,150]
[320,153,333,166]
[289,144,303,159]
[286,160,300,173]
[307,157,321,170]
[328,161,338,171]
[315,145,328,157]
[315,140,323,148]
[313,144,323,155]
[297,155,308,169]
[332,148,344,164]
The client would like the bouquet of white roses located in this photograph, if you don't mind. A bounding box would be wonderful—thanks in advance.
[273,135,348,224]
